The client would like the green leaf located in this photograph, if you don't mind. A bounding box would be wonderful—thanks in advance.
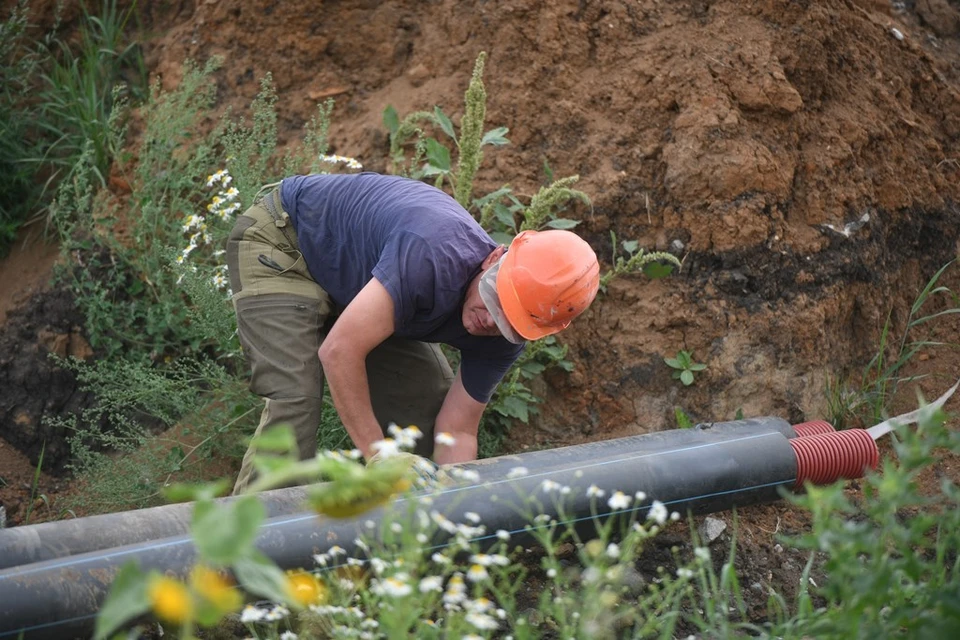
[643,262,674,279]
[493,203,517,231]
[93,561,150,640]
[473,185,513,208]
[481,126,510,147]
[162,479,230,503]
[689,363,707,371]
[501,395,531,422]
[519,361,546,377]
[545,218,580,230]
[382,105,399,135]
[252,455,295,477]
[192,496,265,565]
[680,370,694,386]
[490,231,514,245]
[664,357,682,369]
[425,138,451,172]
[252,425,298,454]
[421,163,446,177]
[233,551,293,605]
[622,240,639,254]
[674,407,694,429]
[434,106,456,140]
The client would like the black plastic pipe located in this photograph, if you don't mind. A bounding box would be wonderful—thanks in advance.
[0,485,309,571]
[0,417,796,570]
[0,427,799,639]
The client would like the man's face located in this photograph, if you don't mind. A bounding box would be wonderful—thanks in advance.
[462,246,506,337]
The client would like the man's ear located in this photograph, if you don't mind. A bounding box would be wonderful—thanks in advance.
[482,245,506,269]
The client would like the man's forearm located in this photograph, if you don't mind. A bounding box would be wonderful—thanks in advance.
[319,348,383,459]
[434,432,478,465]
[432,373,485,465]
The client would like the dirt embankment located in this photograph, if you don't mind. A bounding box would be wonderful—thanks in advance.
[2,0,960,465]
[145,0,960,443]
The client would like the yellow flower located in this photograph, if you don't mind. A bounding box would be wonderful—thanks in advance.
[147,575,193,624]
[189,565,241,614]
[285,570,327,607]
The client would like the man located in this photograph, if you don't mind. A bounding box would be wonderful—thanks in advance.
[227,172,599,493]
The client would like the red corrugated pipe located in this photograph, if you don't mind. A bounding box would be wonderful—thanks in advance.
[791,420,836,438]
[789,429,879,487]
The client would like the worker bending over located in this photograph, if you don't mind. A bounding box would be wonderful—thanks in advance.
[227,172,599,493]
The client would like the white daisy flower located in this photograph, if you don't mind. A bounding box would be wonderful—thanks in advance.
[435,432,456,446]
[541,479,562,493]
[419,576,443,593]
[371,438,400,457]
[466,564,489,582]
[240,605,265,623]
[375,575,412,597]
[647,500,668,525]
[607,491,632,510]
[465,612,499,630]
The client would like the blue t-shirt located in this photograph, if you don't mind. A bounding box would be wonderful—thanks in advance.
[280,173,525,402]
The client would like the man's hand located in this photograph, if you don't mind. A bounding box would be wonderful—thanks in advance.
[319,278,395,459]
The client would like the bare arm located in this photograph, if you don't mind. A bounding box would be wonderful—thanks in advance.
[433,370,487,464]
[318,277,395,460]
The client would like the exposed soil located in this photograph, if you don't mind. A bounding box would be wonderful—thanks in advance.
[2,0,960,633]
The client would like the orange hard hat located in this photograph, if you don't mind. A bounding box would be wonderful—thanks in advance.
[496,229,600,340]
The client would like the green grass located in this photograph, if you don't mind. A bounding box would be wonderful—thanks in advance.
[0,0,144,255]
[826,261,959,430]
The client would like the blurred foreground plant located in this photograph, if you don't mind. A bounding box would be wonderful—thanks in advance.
[95,425,701,639]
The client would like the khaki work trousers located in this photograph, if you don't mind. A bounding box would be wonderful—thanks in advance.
[227,187,454,494]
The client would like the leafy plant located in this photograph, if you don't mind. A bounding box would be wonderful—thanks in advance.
[480,335,573,458]
[776,403,960,638]
[665,350,707,386]
[383,53,509,198]
[600,230,681,292]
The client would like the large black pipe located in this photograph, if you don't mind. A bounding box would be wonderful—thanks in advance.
[0,417,795,569]
[0,427,798,639]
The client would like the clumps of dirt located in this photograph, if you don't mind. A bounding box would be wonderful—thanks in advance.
[0,285,101,473]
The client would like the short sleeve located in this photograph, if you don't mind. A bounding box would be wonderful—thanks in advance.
[458,339,526,403]
[371,232,435,328]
